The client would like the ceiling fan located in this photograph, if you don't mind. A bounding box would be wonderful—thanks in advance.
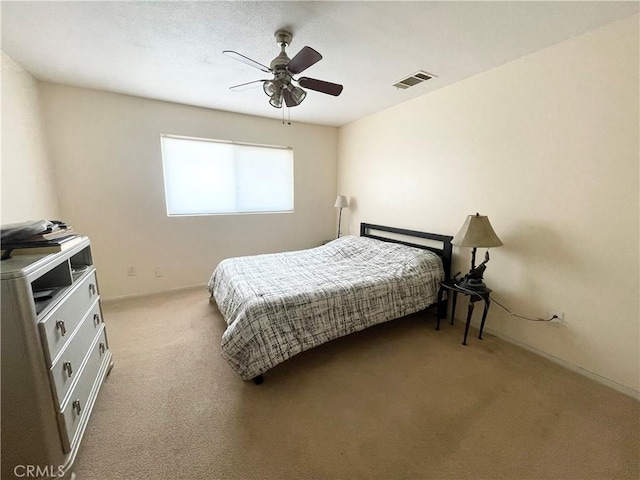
[223,29,343,109]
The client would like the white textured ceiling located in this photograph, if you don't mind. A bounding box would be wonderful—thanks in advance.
[2,1,638,127]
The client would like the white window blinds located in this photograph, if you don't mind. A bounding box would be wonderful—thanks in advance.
[161,135,294,215]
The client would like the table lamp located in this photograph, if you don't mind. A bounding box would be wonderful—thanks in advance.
[451,213,503,288]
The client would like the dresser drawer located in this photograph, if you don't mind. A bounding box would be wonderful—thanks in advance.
[48,300,104,408]
[58,326,110,453]
[39,270,100,366]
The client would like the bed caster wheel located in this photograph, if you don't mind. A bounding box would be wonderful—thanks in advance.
[253,375,264,385]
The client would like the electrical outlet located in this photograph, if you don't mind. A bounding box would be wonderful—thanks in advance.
[127,266,137,276]
[154,267,163,278]
[548,310,564,326]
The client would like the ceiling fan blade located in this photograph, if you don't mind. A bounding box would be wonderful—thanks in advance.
[287,46,322,75]
[229,80,267,92]
[297,77,343,96]
[223,50,271,73]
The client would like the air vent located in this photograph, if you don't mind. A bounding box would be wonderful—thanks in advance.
[393,71,437,90]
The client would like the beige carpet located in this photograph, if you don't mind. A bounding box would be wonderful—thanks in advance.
[73,287,639,480]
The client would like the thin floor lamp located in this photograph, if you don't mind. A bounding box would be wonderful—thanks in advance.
[334,195,349,238]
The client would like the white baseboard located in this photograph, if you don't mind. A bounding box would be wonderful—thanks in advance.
[482,326,640,401]
[101,283,207,304]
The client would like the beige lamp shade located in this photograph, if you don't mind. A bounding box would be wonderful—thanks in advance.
[334,195,349,208]
[452,214,503,248]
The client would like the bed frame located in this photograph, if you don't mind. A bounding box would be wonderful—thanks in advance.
[360,223,453,280]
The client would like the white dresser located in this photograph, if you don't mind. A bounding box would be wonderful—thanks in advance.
[1,237,112,479]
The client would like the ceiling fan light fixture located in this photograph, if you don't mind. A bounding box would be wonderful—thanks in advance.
[269,92,283,108]
[286,84,307,106]
[263,80,277,97]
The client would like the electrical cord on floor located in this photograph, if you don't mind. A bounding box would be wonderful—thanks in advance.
[449,282,557,322]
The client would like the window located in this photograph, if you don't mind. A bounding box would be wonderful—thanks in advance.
[160,135,294,216]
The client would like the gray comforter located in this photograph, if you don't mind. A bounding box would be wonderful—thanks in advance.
[208,235,444,380]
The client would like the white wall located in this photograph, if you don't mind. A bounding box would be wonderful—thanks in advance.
[338,16,639,393]
[38,85,338,299]
[1,52,61,222]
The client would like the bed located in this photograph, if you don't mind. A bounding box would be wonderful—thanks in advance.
[208,223,453,383]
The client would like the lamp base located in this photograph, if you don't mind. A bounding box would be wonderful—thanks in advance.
[457,278,486,290]
[458,252,490,290]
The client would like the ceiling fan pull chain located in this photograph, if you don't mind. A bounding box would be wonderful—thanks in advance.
[288,106,291,125]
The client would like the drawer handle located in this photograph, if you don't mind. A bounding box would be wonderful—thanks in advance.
[89,283,97,296]
[63,361,73,377]
[94,313,101,326]
[72,400,82,415]
[99,342,106,354]
[56,320,66,336]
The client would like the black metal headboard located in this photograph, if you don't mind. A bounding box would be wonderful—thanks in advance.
[360,223,454,280]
